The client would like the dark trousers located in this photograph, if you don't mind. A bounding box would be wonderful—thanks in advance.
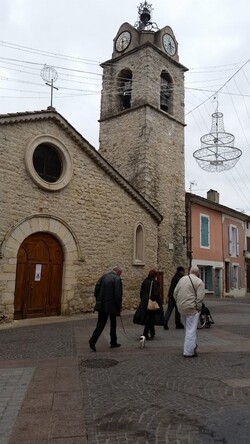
[164,297,182,327]
[143,311,155,338]
[91,311,117,345]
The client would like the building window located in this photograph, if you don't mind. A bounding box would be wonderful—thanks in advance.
[200,214,210,248]
[229,224,239,256]
[33,144,62,183]
[230,264,241,289]
[246,236,250,252]
[225,261,230,293]
[160,71,173,113]
[199,266,213,291]
[133,223,145,265]
[118,69,132,110]
[25,135,73,191]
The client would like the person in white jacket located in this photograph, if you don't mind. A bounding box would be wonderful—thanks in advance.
[174,266,205,358]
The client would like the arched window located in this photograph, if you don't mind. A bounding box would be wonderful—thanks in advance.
[117,69,133,111]
[133,223,145,265]
[160,71,173,114]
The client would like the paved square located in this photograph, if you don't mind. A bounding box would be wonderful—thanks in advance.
[0,368,34,444]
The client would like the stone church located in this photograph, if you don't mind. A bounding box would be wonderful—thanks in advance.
[0,3,188,321]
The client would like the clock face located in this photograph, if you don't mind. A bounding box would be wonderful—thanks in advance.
[115,31,131,52]
[162,33,176,56]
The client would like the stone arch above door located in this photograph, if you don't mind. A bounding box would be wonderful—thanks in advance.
[0,214,82,320]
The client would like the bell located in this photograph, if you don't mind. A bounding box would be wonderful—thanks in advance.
[140,7,151,25]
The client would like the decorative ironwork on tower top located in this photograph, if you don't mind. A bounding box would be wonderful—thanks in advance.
[134,1,158,31]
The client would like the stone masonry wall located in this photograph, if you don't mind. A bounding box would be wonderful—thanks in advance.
[99,45,187,290]
[0,119,159,319]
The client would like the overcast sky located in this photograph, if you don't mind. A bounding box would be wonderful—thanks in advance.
[1,0,250,212]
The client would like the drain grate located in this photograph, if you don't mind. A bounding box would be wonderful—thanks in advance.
[79,358,119,369]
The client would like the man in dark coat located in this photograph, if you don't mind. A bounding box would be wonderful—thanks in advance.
[89,266,123,351]
[163,266,185,330]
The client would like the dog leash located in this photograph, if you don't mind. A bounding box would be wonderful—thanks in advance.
[119,313,128,337]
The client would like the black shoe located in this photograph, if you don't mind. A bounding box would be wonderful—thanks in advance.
[176,324,184,329]
[110,343,121,348]
[89,339,96,352]
[163,324,169,330]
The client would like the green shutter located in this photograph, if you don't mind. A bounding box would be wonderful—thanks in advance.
[201,216,209,247]
[207,267,213,291]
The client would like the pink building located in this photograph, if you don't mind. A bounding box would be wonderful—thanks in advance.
[186,190,249,297]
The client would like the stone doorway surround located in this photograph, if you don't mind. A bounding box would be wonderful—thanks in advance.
[0,214,82,321]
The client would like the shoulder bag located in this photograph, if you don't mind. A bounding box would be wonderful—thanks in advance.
[189,276,199,311]
[147,280,160,311]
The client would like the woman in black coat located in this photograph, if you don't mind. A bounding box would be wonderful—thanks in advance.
[133,269,164,339]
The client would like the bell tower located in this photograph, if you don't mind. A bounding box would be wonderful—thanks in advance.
[99,2,188,279]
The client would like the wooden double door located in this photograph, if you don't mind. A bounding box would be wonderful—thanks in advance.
[14,233,63,319]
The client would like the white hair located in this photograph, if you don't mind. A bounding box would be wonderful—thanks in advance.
[189,266,199,276]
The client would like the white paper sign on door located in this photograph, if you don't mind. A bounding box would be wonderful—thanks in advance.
[35,264,42,281]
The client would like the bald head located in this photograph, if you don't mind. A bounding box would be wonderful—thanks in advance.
[189,266,200,276]
[113,266,122,276]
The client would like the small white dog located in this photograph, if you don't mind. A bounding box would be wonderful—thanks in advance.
[140,335,146,349]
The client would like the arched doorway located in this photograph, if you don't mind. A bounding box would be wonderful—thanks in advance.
[14,233,63,319]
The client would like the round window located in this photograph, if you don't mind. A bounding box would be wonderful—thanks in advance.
[33,143,62,183]
[25,135,73,191]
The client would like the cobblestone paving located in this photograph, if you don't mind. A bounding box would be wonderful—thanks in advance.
[77,299,250,444]
[0,323,76,359]
[218,324,250,339]
[0,299,250,443]
[79,351,250,444]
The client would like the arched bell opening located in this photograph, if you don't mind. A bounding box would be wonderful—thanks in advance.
[160,71,173,114]
[117,69,133,111]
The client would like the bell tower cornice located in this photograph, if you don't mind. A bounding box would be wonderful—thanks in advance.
[102,40,188,72]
